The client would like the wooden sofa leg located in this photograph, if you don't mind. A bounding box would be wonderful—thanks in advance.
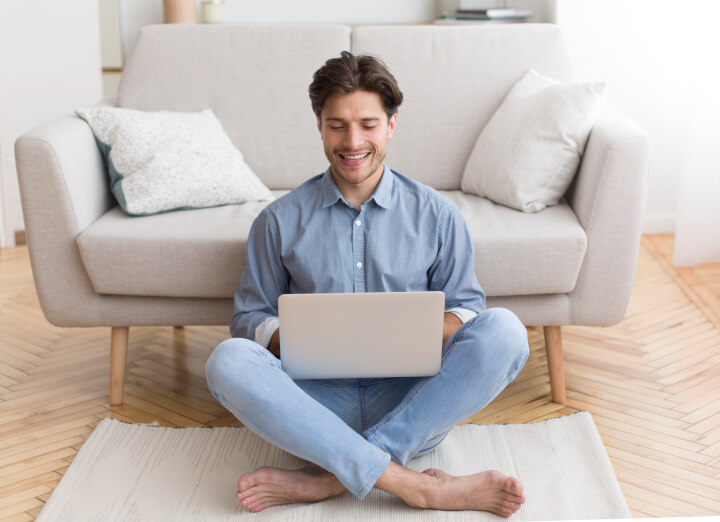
[543,325,566,404]
[109,326,129,406]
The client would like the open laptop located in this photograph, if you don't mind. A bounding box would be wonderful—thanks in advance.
[278,291,445,380]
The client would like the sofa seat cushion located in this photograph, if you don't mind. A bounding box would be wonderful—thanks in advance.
[78,191,586,300]
[77,192,288,299]
[439,191,587,296]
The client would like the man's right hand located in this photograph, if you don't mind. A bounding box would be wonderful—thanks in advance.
[268,329,281,359]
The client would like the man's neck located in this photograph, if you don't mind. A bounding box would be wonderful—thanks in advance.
[330,168,384,211]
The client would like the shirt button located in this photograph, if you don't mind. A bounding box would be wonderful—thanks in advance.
[355,220,362,226]
[356,262,362,268]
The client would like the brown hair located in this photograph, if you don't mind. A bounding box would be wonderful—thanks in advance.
[309,51,404,119]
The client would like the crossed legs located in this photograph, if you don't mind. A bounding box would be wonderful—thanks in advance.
[205,307,529,514]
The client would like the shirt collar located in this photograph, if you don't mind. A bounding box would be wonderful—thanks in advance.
[320,165,394,209]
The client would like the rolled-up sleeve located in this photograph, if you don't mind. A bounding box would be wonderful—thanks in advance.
[230,209,289,340]
[428,205,486,315]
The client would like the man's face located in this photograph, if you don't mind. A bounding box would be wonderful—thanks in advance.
[317,90,397,193]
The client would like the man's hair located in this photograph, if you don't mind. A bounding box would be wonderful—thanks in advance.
[309,51,404,119]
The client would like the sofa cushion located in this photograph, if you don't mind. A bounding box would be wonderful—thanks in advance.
[351,24,576,190]
[75,107,273,215]
[76,194,287,299]
[77,190,586,300]
[117,24,351,190]
[461,70,606,212]
[441,191,587,296]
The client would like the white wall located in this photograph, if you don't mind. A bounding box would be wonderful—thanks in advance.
[222,0,438,24]
[118,0,164,62]
[0,0,103,247]
[555,0,717,233]
[117,0,554,60]
[117,0,440,62]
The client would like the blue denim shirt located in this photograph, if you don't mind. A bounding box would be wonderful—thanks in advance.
[230,165,486,340]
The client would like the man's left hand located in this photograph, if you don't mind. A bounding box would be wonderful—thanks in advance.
[442,312,463,345]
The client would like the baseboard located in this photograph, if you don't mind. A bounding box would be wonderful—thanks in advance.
[642,213,676,235]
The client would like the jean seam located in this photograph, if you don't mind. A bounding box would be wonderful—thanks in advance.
[365,318,474,439]
[360,384,368,432]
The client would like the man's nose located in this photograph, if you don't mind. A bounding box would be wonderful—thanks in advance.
[343,125,363,150]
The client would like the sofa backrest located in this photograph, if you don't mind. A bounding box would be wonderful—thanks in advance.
[352,25,575,189]
[117,24,350,189]
[118,23,574,191]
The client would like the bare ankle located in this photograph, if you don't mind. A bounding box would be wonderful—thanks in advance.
[374,461,433,509]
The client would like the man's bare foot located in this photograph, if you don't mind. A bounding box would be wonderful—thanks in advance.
[420,468,525,516]
[376,461,525,517]
[236,464,347,512]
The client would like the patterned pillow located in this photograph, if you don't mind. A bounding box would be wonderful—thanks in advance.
[76,107,273,215]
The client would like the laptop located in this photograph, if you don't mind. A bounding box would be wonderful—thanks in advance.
[278,291,445,380]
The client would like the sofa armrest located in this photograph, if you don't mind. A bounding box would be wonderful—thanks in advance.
[15,110,116,325]
[567,103,651,325]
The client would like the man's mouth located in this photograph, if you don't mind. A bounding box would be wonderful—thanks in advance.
[339,152,371,161]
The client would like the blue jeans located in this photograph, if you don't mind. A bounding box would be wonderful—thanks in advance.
[205,307,529,499]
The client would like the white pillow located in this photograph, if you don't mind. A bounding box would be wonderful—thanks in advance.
[75,107,273,215]
[461,69,606,213]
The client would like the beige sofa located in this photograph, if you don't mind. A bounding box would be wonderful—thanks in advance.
[15,24,650,406]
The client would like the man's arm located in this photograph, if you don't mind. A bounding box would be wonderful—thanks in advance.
[429,205,486,340]
[231,209,289,345]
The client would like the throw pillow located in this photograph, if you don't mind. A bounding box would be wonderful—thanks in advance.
[461,69,606,213]
[75,107,274,215]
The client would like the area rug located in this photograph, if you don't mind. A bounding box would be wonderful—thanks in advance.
[36,411,629,521]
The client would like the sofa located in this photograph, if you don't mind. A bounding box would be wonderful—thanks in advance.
[15,23,650,406]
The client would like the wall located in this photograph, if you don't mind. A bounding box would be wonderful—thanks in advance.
[0,0,103,247]
[555,0,717,233]
[117,0,554,59]
[117,0,440,61]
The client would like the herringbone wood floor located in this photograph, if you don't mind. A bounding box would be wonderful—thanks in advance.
[1,235,719,520]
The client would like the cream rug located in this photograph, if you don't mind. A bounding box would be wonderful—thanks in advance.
[37,412,630,521]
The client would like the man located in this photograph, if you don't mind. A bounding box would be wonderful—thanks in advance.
[205,51,529,515]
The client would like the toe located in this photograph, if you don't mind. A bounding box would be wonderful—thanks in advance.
[504,499,522,512]
[237,485,262,501]
[239,497,253,511]
[504,492,525,505]
[237,472,258,492]
[504,477,524,497]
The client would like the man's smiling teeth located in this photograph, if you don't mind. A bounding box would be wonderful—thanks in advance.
[340,152,370,160]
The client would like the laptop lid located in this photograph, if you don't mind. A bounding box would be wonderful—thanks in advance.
[278,291,445,380]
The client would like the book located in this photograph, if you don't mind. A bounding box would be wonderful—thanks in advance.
[440,8,531,22]
[457,8,527,18]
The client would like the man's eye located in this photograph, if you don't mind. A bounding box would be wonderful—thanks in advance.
[363,125,376,130]
[330,126,344,130]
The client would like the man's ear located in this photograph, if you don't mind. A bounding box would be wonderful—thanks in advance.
[317,117,322,134]
[387,113,398,140]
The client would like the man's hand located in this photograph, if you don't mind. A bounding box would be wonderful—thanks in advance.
[442,312,463,345]
[268,329,281,358]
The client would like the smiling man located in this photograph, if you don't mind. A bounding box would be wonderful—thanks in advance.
[318,88,395,208]
[205,51,530,515]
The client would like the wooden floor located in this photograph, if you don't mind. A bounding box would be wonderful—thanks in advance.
[1,235,719,520]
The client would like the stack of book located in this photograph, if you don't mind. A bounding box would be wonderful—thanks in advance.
[437,8,532,24]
